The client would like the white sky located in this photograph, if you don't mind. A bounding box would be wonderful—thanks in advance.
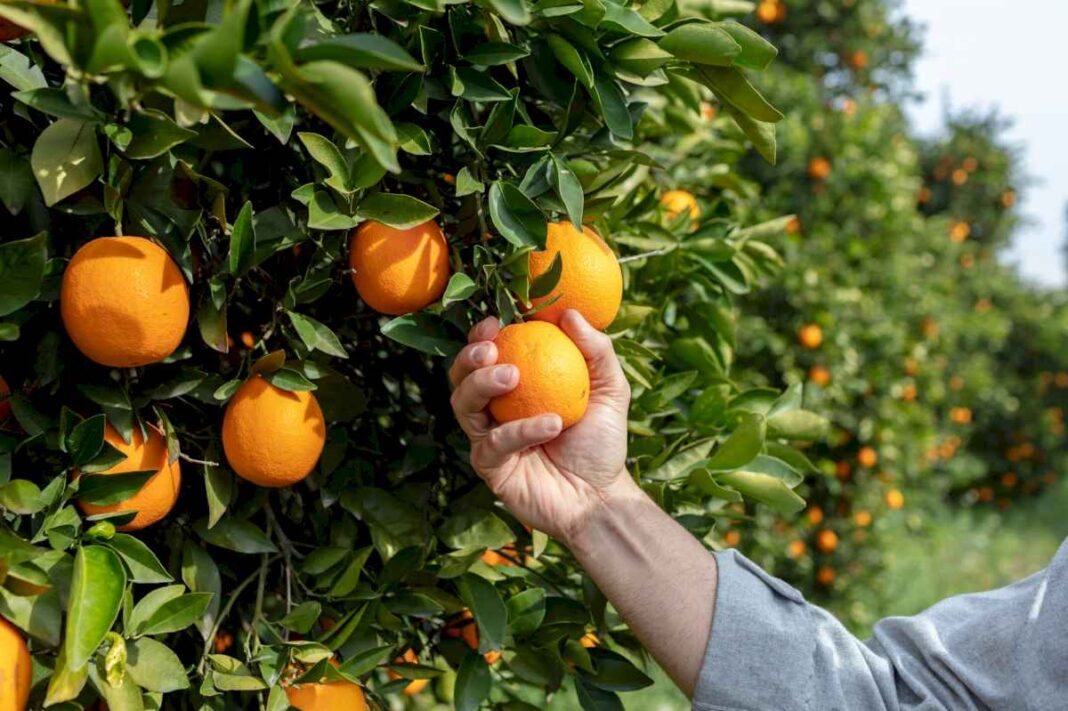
[901,0,1068,287]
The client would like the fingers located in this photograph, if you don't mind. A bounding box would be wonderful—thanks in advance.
[558,309,630,401]
[449,340,498,388]
[450,364,518,439]
[468,316,501,344]
[473,415,563,472]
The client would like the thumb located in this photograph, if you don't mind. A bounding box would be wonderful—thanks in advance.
[558,310,630,402]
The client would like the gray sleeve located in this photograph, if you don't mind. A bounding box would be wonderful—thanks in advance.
[692,539,1068,711]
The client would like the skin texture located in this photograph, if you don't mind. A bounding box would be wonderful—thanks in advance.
[527,221,623,330]
[449,310,718,696]
[387,648,430,695]
[61,236,190,368]
[487,321,590,429]
[78,423,181,531]
[222,375,326,487]
[0,617,32,711]
[349,219,450,315]
[285,679,369,711]
[660,189,701,221]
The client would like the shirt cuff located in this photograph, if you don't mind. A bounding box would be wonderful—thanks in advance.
[692,549,816,711]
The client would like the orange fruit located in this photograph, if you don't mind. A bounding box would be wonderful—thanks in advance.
[526,221,623,330]
[488,321,590,429]
[808,365,831,387]
[848,50,868,69]
[481,545,517,567]
[853,510,872,527]
[61,237,189,367]
[756,0,778,23]
[962,157,979,172]
[917,186,932,204]
[787,539,806,558]
[285,674,368,711]
[901,384,918,402]
[1001,472,1018,489]
[950,407,972,424]
[222,376,326,487]
[660,190,700,221]
[579,631,600,648]
[77,423,181,531]
[949,221,971,243]
[700,102,716,120]
[951,168,968,186]
[445,610,501,664]
[885,489,904,510]
[814,529,838,553]
[239,331,256,349]
[806,506,824,525]
[0,617,31,711]
[798,323,823,349]
[213,631,234,653]
[724,530,741,547]
[387,648,430,695]
[0,375,11,423]
[807,157,831,181]
[348,220,450,315]
[857,447,877,468]
[816,566,836,586]
[1000,190,1016,208]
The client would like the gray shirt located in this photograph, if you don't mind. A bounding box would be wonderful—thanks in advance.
[693,538,1067,710]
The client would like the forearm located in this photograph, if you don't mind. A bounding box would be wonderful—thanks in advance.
[566,475,718,697]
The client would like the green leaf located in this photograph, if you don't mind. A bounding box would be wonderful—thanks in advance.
[106,533,173,584]
[690,65,783,123]
[12,87,103,122]
[296,34,424,72]
[546,34,594,89]
[591,75,633,140]
[550,154,584,227]
[455,652,492,711]
[719,20,778,70]
[265,367,318,392]
[0,232,46,317]
[0,479,43,515]
[45,645,89,706]
[707,414,765,470]
[609,37,672,77]
[124,109,197,159]
[279,601,322,634]
[65,546,125,668]
[67,413,107,467]
[137,592,214,636]
[529,252,563,299]
[584,648,654,691]
[204,460,232,529]
[439,509,515,550]
[716,471,806,514]
[126,637,190,692]
[340,487,430,559]
[600,1,664,37]
[31,118,103,206]
[297,132,355,194]
[721,101,777,164]
[488,181,548,248]
[659,22,740,66]
[229,201,256,276]
[381,313,461,357]
[464,42,530,65]
[487,0,532,25]
[77,470,155,506]
[0,587,62,646]
[0,149,35,215]
[288,312,348,358]
[128,584,184,634]
[767,410,829,441]
[506,588,546,635]
[194,517,278,554]
[442,273,478,308]
[451,66,513,102]
[356,192,439,229]
[181,543,221,641]
[458,573,507,650]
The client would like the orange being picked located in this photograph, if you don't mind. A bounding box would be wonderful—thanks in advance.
[387,648,430,695]
[660,190,700,221]
[0,617,31,711]
[77,423,181,531]
[798,323,823,349]
[348,219,450,315]
[222,375,326,488]
[526,221,622,330]
[285,670,368,711]
[488,321,590,429]
[61,237,189,368]
[444,610,501,665]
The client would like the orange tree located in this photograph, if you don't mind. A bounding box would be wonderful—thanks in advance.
[0,0,829,708]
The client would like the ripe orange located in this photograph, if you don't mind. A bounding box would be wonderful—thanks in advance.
[951,168,968,186]
[0,375,11,423]
[885,489,905,510]
[808,365,831,387]
[835,460,852,481]
[222,376,326,487]
[1000,190,1016,208]
[0,617,31,711]
[61,237,189,367]
[488,321,590,429]
[798,323,823,349]
[814,529,838,553]
[77,423,181,531]
[526,221,623,330]
[579,631,600,648]
[857,446,878,468]
[387,649,430,695]
[950,407,972,424]
[239,331,256,348]
[724,530,741,547]
[445,610,501,665]
[348,220,450,315]
[481,545,518,567]
[213,631,234,653]
[285,674,368,711]
[787,539,806,558]
[755,0,778,23]
[660,190,700,221]
[806,506,824,525]
[816,566,836,586]
[853,510,872,527]
[848,50,868,69]
[807,157,831,181]
[901,384,918,402]
[949,221,971,243]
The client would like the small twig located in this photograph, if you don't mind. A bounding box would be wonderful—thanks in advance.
[197,556,279,674]
[179,453,220,466]
[618,248,672,264]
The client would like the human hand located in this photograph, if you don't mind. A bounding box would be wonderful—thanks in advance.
[448,309,637,545]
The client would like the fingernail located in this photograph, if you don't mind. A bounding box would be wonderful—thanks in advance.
[495,365,516,385]
[471,344,487,363]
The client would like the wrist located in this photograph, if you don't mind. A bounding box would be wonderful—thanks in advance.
[564,473,649,555]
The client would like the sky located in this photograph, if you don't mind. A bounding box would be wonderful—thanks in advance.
[901,0,1068,288]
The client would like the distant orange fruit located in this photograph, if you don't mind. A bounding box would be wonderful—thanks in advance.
[756,0,779,23]
[348,220,450,315]
[841,99,857,116]
[0,617,31,710]
[527,221,623,330]
[815,529,838,553]
[61,237,190,367]
[904,357,919,376]
[239,331,256,348]
[222,375,326,487]
[949,221,971,243]
[921,317,939,338]
[806,506,824,525]
[901,384,918,402]
[213,631,234,653]
[785,216,801,234]
[489,321,590,429]
[77,423,181,532]
[853,510,872,527]
[917,186,932,204]
[857,447,878,468]
[387,649,430,696]
[445,610,502,665]
[949,375,964,391]
[807,157,832,181]
[724,530,741,547]
[787,539,807,558]
[816,566,836,586]
[1000,190,1016,208]
[442,173,456,186]
[579,631,600,648]
[848,50,868,69]
[962,157,979,172]
[951,168,968,186]
[808,365,831,387]
[885,489,905,510]
[960,253,975,269]
[700,103,717,120]
[835,460,852,481]
[660,190,701,221]
[950,407,972,424]
[1001,472,1018,489]
[975,298,992,313]
[798,324,823,349]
